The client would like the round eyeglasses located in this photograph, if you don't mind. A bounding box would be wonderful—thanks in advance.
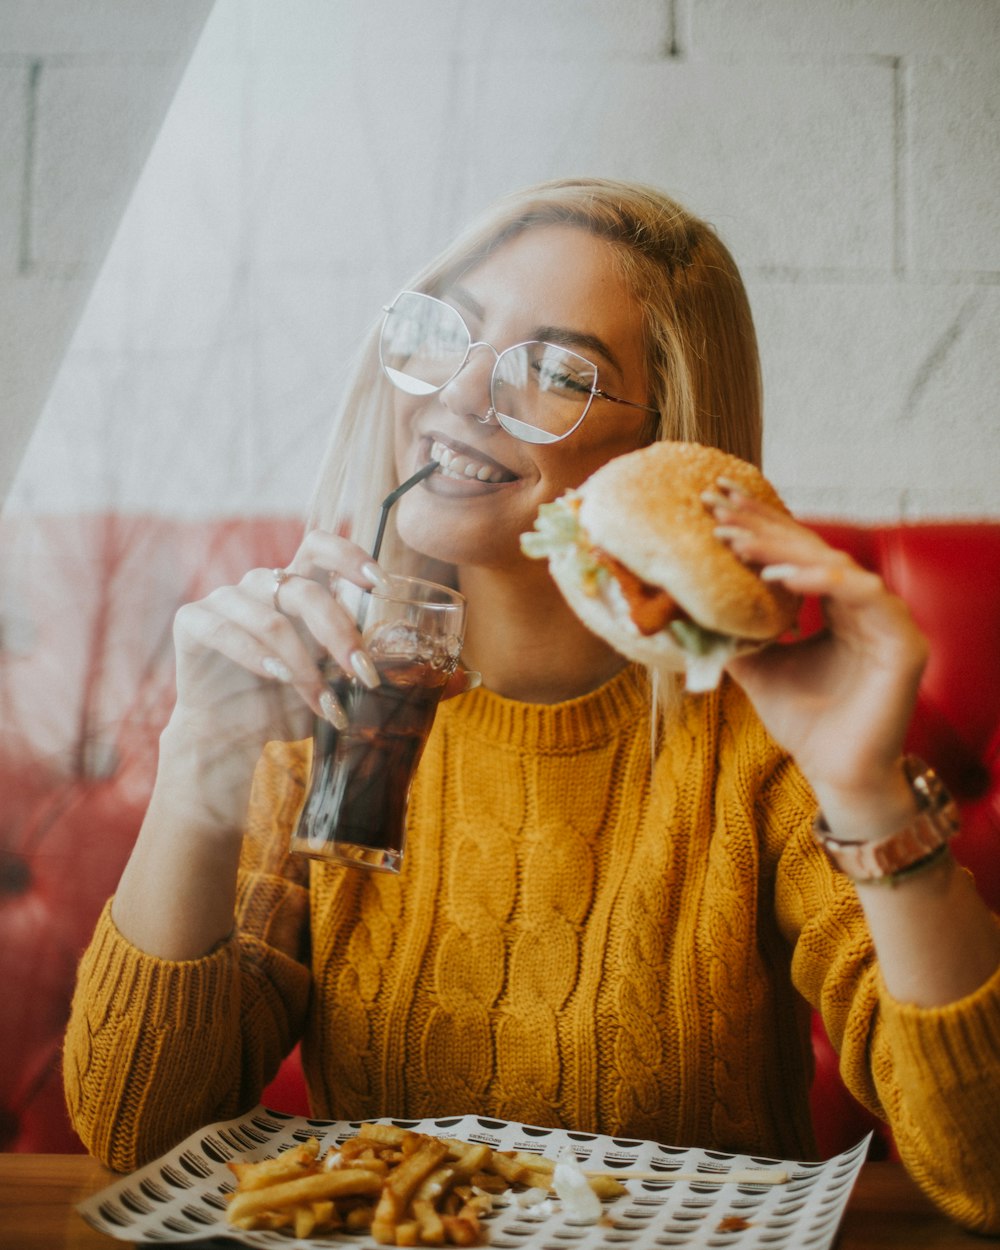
[378,290,658,444]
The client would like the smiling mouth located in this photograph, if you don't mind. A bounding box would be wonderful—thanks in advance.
[429,438,517,484]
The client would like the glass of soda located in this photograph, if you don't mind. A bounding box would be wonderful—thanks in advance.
[289,573,466,871]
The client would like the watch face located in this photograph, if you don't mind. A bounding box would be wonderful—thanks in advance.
[906,758,961,835]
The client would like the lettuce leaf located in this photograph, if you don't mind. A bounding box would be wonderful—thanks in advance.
[519,493,583,559]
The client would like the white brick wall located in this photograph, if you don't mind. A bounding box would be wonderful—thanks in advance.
[2,0,999,519]
[0,0,213,504]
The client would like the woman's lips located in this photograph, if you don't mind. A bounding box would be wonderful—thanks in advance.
[428,438,518,485]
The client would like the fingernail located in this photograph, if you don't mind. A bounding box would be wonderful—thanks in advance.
[463,670,482,690]
[761,563,800,581]
[350,649,381,689]
[713,525,748,542]
[716,476,745,496]
[700,490,729,509]
[319,689,349,731]
[262,656,293,682]
[361,561,393,592]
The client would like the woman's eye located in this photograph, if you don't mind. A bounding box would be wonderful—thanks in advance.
[533,360,592,395]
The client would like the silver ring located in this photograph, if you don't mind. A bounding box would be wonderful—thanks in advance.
[272,567,294,615]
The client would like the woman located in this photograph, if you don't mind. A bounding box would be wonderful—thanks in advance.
[64,179,1000,1230]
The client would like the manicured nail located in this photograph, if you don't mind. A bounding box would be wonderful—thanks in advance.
[761,563,801,581]
[700,490,729,509]
[361,561,393,592]
[716,476,745,495]
[319,689,349,730]
[463,670,482,690]
[262,656,293,682]
[713,525,748,542]
[350,649,381,689]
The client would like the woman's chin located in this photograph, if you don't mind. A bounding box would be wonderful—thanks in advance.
[395,513,517,573]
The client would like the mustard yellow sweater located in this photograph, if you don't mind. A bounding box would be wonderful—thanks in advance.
[64,667,1000,1230]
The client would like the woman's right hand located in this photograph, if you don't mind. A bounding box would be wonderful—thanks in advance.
[166,529,390,767]
[110,528,385,960]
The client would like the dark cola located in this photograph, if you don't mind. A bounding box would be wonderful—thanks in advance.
[289,659,449,870]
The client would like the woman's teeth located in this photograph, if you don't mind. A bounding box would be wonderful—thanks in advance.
[430,440,511,483]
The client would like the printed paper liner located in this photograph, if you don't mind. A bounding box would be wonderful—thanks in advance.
[77,1107,871,1249]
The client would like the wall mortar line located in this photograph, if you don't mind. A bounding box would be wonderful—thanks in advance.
[892,56,909,277]
[666,0,688,59]
[19,58,42,275]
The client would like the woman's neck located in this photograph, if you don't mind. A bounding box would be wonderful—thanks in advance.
[457,563,628,704]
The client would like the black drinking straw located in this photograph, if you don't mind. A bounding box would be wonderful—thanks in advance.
[370,459,439,562]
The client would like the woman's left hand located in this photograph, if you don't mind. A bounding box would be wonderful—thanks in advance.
[710,482,929,832]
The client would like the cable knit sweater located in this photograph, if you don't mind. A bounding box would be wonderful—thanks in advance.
[64,666,1000,1231]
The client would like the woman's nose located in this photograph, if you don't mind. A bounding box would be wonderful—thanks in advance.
[439,341,498,422]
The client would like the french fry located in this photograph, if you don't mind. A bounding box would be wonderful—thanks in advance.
[412,1197,446,1244]
[393,1217,420,1245]
[226,1138,319,1190]
[442,1140,494,1175]
[489,1149,557,1186]
[441,1214,480,1246]
[344,1201,375,1231]
[312,1199,337,1228]
[230,1208,294,1231]
[226,1167,383,1223]
[520,1168,560,1191]
[487,1151,533,1185]
[413,1162,458,1205]
[584,1173,628,1199]
[293,1203,317,1238]
[359,1122,412,1148]
[460,1192,493,1219]
[371,1138,450,1243]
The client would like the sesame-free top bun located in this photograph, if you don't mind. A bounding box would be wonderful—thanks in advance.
[577,441,799,641]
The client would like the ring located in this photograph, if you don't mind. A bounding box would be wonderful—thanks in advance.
[272,567,294,615]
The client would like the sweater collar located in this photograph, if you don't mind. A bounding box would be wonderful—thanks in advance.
[435,663,651,752]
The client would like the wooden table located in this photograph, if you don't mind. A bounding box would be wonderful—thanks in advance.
[0,1153,993,1248]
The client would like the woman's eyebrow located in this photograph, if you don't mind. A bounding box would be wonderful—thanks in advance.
[446,285,625,378]
[534,326,624,378]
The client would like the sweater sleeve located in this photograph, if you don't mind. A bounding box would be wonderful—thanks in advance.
[770,780,1000,1234]
[63,740,313,1172]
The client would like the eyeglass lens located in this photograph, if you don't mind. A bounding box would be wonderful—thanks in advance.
[380,292,598,442]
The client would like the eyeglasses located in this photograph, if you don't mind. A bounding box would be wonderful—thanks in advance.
[378,290,658,445]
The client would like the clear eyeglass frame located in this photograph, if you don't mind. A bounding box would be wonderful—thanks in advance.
[379,289,658,445]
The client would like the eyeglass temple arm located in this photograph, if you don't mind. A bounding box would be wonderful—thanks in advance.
[594,389,659,415]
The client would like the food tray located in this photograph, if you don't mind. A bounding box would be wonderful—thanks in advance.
[77,1107,870,1249]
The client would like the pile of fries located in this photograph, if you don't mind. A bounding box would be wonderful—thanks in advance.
[225,1121,624,1245]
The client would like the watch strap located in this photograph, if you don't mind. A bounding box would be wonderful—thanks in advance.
[812,757,960,884]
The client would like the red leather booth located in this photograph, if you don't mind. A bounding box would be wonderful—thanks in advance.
[1,513,997,1158]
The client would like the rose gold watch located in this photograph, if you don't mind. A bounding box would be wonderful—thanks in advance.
[812,756,961,885]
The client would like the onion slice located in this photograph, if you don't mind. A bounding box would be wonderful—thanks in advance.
[552,1146,602,1224]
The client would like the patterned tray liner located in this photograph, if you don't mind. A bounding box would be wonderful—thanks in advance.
[77,1108,871,1249]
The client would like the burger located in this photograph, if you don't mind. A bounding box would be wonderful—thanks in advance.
[520,441,800,692]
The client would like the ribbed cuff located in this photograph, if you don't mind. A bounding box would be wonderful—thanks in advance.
[82,899,239,1032]
[877,953,1000,1084]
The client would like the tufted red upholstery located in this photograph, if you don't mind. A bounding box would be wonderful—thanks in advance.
[1,514,997,1157]
[800,524,1000,1157]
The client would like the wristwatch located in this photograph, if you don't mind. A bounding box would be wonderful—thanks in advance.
[812,756,961,885]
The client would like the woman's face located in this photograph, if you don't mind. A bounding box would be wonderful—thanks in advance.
[392,224,654,572]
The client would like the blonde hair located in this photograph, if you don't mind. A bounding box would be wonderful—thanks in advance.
[308,177,762,581]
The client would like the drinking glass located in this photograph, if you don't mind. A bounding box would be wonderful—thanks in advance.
[289,574,466,871]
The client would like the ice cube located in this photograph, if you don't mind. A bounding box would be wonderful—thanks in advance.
[365,621,429,659]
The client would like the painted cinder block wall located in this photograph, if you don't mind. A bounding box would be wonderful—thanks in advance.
[0,0,214,507]
[2,0,998,519]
